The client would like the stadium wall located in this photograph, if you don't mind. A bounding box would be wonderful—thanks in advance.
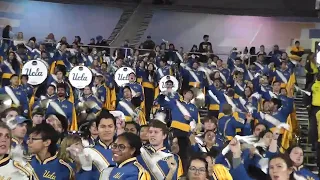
[0,0,123,43]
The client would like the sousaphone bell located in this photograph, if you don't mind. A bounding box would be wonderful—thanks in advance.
[190,87,205,108]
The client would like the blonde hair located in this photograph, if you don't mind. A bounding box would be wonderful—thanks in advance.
[58,135,82,163]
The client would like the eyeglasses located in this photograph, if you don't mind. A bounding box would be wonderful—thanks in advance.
[189,166,207,174]
[110,143,128,152]
[27,137,43,143]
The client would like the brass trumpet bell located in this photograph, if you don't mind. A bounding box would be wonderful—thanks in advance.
[0,95,12,113]
[190,87,205,108]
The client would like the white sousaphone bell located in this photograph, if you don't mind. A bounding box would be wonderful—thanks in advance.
[159,75,179,93]
[22,60,48,86]
[114,67,135,87]
[0,94,12,114]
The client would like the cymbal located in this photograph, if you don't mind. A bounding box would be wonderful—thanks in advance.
[190,87,205,108]
[0,95,12,113]
[84,101,99,109]
[39,99,53,109]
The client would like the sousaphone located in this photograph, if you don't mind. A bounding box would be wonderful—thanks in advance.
[114,67,135,87]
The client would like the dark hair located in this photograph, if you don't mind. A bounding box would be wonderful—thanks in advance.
[56,83,66,90]
[96,109,116,127]
[122,86,131,93]
[125,121,140,132]
[295,41,300,44]
[287,145,302,156]
[1,107,20,119]
[268,154,294,180]
[149,120,169,136]
[202,116,217,125]
[10,74,18,80]
[117,132,142,157]
[2,25,11,38]
[131,97,142,108]
[222,104,232,115]
[272,81,281,85]
[203,35,209,39]
[270,98,282,108]
[45,113,68,133]
[29,123,59,156]
[253,123,268,137]
[21,74,28,80]
[186,155,209,177]
[183,89,194,96]
[207,148,220,159]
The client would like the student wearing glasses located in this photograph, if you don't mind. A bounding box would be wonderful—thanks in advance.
[100,132,150,180]
[27,123,73,180]
[0,122,33,179]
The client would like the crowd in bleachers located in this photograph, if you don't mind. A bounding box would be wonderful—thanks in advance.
[0,24,320,180]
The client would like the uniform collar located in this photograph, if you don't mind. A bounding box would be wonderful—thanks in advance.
[156,147,167,152]
[118,157,136,168]
[12,137,22,145]
[57,98,66,102]
[98,140,111,149]
[293,165,304,171]
[0,154,10,167]
[35,152,58,164]
[183,100,190,104]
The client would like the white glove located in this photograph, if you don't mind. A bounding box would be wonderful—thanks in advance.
[11,145,26,165]
[190,120,197,132]
[78,152,93,171]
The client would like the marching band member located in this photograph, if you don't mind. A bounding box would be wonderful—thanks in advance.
[93,74,107,108]
[216,104,252,142]
[31,84,57,112]
[112,57,124,74]
[142,63,157,121]
[27,123,74,180]
[117,86,137,122]
[11,116,30,152]
[206,78,222,118]
[182,61,207,89]
[120,73,144,103]
[0,122,33,180]
[20,75,33,99]
[47,66,74,103]
[0,74,29,117]
[288,146,319,180]
[190,130,220,153]
[77,85,102,115]
[136,61,146,83]
[83,120,99,146]
[137,120,183,180]
[124,121,140,135]
[49,43,68,74]
[30,110,44,127]
[140,125,149,145]
[157,58,172,80]
[46,83,77,130]
[270,61,294,89]
[1,51,21,87]
[157,88,199,137]
[100,132,151,180]
[92,111,116,171]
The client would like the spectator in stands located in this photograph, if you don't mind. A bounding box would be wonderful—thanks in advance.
[269,44,282,57]
[256,45,266,55]
[305,52,318,89]
[143,35,155,50]
[1,25,13,49]
[309,73,320,151]
[290,41,304,62]
[59,36,69,47]
[44,33,56,43]
[73,36,83,45]
[199,35,212,53]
